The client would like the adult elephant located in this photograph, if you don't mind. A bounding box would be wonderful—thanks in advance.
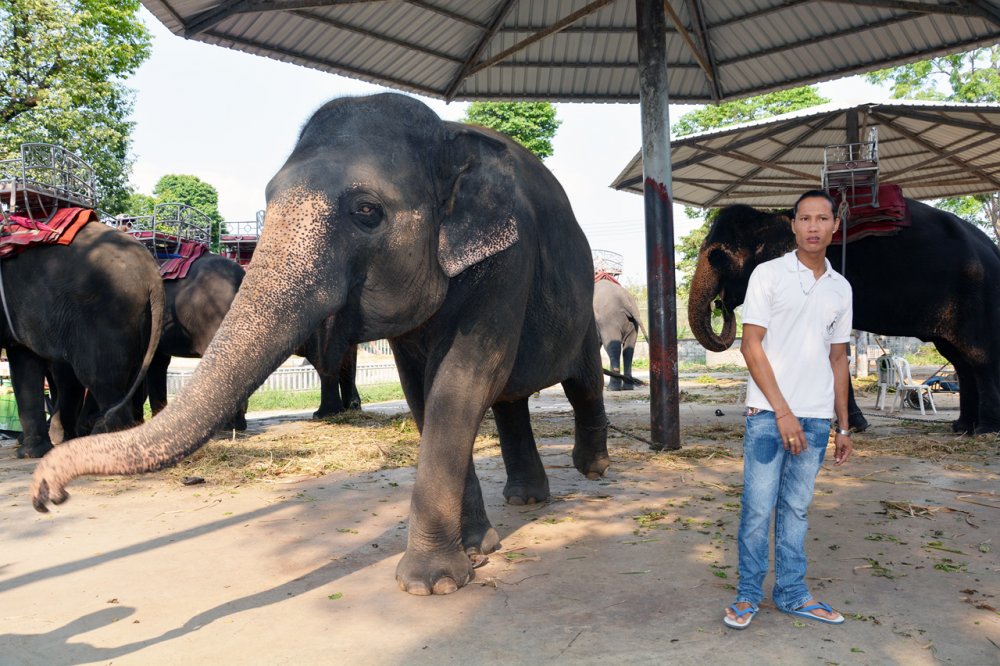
[31,93,610,597]
[1,217,164,458]
[593,276,647,390]
[147,252,249,430]
[689,201,1000,434]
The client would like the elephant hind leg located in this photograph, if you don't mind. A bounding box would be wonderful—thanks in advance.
[461,454,501,558]
[605,340,623,390]
[493,398,549,505]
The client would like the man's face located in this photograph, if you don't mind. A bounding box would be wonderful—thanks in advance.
[792,196,839,254]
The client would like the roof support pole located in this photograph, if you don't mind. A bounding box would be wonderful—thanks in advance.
[636,0,680,451]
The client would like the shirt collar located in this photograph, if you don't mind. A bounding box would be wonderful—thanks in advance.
[783,250,841,281]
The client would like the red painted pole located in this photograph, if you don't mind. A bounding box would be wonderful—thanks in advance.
[636,0,680,450]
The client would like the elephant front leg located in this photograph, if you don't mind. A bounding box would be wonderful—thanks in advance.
[8,350,53,459]
[397,438,479,595]
[493,398,549,504]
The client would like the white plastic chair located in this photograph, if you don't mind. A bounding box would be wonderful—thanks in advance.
[875,354,896,410]
[889,356,937,416]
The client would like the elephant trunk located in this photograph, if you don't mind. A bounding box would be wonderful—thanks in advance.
[688,250,736,352]
[31,195,336,511]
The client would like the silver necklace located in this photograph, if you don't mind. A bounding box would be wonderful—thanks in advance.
[795,255,823,296]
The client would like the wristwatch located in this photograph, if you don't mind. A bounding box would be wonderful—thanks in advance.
[835,427,851,436]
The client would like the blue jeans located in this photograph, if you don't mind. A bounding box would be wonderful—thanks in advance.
[736,411,829,611]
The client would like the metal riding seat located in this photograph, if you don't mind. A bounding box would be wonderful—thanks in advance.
[218,210,264,266]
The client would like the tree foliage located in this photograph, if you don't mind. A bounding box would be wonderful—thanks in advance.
[0,0,151,214]
[462,102,561,159]
[865,47,1000,240]
[672,86,829,292]
[672,86,829,138]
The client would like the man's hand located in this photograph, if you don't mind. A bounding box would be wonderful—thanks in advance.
[776,412,807,455]
[834,432,852,465]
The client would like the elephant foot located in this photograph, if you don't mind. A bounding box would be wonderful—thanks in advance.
[607,379,624,391]
[16,435,53,459]
[396,549,474,596]
[462,522,501,559]
[622,380,635,391]
[312,406,344,420]
[848,412,870,433]
[503,475,550,505]
[572,447,610,480]
[222,415,247,431]
[951,419,975,435]
[973,421,1000,435]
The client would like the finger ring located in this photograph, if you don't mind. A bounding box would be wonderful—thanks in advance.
[789,437,796,443]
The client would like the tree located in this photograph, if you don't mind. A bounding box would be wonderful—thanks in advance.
[152,174,226,249]
[864,47,1000,240]
[0,0,151,214]
[462,102,561,159]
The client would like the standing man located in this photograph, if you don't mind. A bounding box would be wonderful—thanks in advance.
[723,190,853,629]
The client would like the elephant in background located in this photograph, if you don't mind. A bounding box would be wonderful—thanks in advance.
[32,93,610,597]
[1,219,163,458]
[147,252,249,430]
[593,276,648,390]
[148,252,360,427]
[689,200,1000,434]
[296,334,360,419]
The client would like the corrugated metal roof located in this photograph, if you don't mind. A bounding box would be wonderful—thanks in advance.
[140,1,1000,103]
[610,100,1000,207]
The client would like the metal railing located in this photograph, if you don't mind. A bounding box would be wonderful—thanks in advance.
[166,362,399,396]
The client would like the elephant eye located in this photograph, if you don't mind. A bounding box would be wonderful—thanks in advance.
[351,201,384,229]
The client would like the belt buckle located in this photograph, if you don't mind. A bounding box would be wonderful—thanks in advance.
[744,407,761,417]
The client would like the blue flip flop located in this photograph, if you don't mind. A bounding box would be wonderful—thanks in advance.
[723,603,758,629]
[784,601,845,625]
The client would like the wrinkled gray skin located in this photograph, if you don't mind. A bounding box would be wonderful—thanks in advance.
[690,202,1000,434]
[593,278,648,390]
[31,93,609,596]
[147,252,249,430]
[1,221,163,458]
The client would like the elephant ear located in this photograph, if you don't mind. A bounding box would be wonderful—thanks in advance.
[438,125,520,278]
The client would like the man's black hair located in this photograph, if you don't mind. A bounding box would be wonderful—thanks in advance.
[792,190,837,218]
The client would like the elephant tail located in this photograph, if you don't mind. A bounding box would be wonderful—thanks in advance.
[103,279,165,425]
[629,311,649,342]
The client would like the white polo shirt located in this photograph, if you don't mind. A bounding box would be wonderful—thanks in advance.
[742,250,853,419]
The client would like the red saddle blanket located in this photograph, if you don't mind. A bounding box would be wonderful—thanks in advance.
[0,208,94,259]
[159,241,208,280]
[594,271,621,285]
[830,183,910,245]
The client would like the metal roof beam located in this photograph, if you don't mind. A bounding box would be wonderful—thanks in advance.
[185,0,368,37]
[405,2,488,30]
[661,0,721,100]
[444,0,518,101]
[870,111,1000,189]
[199,29,443,98]
[828,0,1000,26]
[464,0,620,80]
[702,113,841,207]
[688,0,723,100]
[288,10,463,64]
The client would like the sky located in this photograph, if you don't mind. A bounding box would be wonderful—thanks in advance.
[128,8,892,285]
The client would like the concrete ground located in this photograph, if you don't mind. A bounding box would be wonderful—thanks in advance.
[1,377,998,665]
